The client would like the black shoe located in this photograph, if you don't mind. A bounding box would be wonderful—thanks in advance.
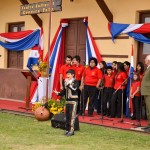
[106,113,110,117]
[102,113,106,116]
[131,117,136,120]
[116,115,121,118]
[88,114,93,117]
[66,132,74,136]
[78,111,83,116]
[64,131,69,135]
[109,115,115,118]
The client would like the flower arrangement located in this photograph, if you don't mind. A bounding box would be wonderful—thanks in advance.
[47,98,65,115]
[38,60,48,77]
[32,97,66,116]
[32,100,43,111]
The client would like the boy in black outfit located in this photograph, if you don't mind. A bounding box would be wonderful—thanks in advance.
[54,69,79,136]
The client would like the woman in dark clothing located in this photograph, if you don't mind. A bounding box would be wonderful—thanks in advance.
[110,62,127,118]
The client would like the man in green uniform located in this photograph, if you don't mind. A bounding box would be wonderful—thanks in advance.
[141,55,150,132]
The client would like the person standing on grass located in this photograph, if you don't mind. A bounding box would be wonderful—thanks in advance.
[130,72,141,126]
[79,57,102,116]
[54,69,79,136]
[141,55,150,131]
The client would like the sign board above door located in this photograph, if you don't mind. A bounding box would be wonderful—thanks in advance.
[20,0,62,16]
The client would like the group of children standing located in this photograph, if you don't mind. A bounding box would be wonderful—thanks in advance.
[57,55,145,136]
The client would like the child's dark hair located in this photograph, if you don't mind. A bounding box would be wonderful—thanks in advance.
[106,66,113,70]
[89,57,98,66]
[117,62,125,72]
[133,72,140,81]
[66,69,75,75]
[73,55,80,63]
[112,61,117,65]
[124,61,130,67]
[66,55,73,60]
[136,62,144,74]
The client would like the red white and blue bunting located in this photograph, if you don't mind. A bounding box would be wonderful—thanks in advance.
[108,22,150,44]
[31,20,68,102]
[84,18,102,67]
[0,28,43,71]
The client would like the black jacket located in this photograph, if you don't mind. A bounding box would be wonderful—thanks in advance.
[59,78,79,101]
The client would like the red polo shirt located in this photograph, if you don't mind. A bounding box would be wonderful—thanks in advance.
[131,81,141,97]
[83,66,102,86]
[59,64,74,80]
[114,71,127,89]
[104,74,115,88]
[73,64,84,81]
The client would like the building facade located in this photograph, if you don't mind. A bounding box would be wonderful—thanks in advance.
[0,0,150,100]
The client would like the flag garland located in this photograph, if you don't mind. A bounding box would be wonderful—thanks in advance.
[0,29,40,50]
[108,22,150,44]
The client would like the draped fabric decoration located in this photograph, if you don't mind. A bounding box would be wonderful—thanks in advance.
[0,29,41,50]
[31,20,68,102]
[31,18,102,102]
[108,22,150,44]
[84,18,102,67]
[48,20,68,100]
[0,28,43,71]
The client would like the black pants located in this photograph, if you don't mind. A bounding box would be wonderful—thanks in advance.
[103,87,114,115]
[111,89,126,117]
[66,100,78,132]
[132,96,141,121]
[81,85,98,115]
[97,88,102,114]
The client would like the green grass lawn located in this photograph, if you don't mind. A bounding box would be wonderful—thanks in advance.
[0,112,150,150]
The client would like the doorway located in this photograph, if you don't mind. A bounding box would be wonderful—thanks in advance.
[64,18,86,65]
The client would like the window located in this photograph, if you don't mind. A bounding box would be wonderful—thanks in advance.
[7,22,25,69]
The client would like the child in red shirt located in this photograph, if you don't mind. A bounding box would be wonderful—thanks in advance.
[103,66,114,116]
[130,72,141,123]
